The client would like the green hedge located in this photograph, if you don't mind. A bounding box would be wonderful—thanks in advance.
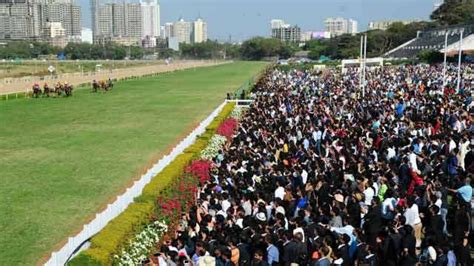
[68,102,235,265]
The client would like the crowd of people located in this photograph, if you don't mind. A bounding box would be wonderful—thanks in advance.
[156,63,473,266]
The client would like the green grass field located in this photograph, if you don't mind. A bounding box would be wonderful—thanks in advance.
[0,61,267,265]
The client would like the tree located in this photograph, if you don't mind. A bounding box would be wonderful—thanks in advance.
[240,37,295,60]
[431,0,474,26]
[180,41,226,59]
[129,46,144,59]
[417,49,444,64]
[159,48,177,59]
[0,41,57,59]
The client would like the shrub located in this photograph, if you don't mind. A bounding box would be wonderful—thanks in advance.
[217,118,238,139]
[186,160,213,185]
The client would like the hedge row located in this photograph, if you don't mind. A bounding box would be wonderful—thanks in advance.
[68,102,235,266]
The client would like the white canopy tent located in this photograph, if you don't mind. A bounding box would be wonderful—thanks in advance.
[440,33,474,55]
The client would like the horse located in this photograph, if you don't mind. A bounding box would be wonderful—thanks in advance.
[92,80,100,93]
[106,79,113,90]
[43,84,51,97]
[99,80,111,92]
[55,84,64,96]
[64,84,73,97]
[32,84,41,98]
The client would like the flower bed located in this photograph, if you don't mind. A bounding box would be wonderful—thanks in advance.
[216,118,238,139]
[114,220,168,266]
[230,106,245,120]
[200,134,227,160]
[186,160,213,185]
[68,102,235,266]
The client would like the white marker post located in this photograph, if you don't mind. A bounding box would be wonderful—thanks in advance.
[442,32,448,87]
[456,29,464,92]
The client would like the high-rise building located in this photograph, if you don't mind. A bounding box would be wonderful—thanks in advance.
[140,0,160,39]
[164,22,173,39]
[0,2,34,40]
[173,18,192,44]
[165,17,208,46]
[192,17,207,43]
[125,3,142,38]
[271,19,287,30]
[94,2,142,45]
[324,17,358,37]
[270,19,301,43]
[0,0,81,43]
[42,2,81,37]
[81,27,93,43]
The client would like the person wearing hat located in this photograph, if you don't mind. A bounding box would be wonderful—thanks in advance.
[198,255,216,266]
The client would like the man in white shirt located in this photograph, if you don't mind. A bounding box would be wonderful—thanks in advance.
[221,192,231,213]
[408,147,419,173]
[404,196,422,247]
[387,146,396,161]
[274,181,285,200]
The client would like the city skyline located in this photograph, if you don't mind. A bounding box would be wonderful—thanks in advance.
[79,0,439,41]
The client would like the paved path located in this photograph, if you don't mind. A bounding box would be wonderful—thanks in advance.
[0,60,227,95]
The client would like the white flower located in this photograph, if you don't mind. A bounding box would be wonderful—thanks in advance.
[115,220,169,265]
[200,134,227,160]
[230,107,245,120]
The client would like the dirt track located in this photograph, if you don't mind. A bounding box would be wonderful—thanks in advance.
[0,60,227,95]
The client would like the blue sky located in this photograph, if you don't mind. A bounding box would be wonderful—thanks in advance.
[79,0,441,41]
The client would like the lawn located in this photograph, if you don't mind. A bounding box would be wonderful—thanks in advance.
[0,61,267,265]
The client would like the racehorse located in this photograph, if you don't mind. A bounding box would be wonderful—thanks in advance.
[55,83,64,96]
[92,80,100,93]
[99,80,113,92]
[43,84,51,97]
[64,83,73,97]
[32,84,41,98]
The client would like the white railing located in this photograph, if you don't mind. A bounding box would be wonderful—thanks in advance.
[45,100,229,266]
[227,99,254,107]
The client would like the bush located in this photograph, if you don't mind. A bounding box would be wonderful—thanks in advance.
[68,102,235,265]
[417,49,444,64]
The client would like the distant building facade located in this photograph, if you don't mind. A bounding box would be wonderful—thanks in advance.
[193,17,207,43]
[368,19,421,31]
[92,0,160,46]
[81,27,93,43]
[94,2,142,45]
[324,17,358,37]
[173,18,192,44]
[164,17,208,45]
[270,19,301,43]
[140,0,160,39]
[271,19,286,30]
[0,0,81,44]
[300,31,331,42]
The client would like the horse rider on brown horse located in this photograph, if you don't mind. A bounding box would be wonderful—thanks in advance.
[32,83,41,98]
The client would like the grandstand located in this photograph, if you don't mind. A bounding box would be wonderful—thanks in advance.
[384,24,474,59]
